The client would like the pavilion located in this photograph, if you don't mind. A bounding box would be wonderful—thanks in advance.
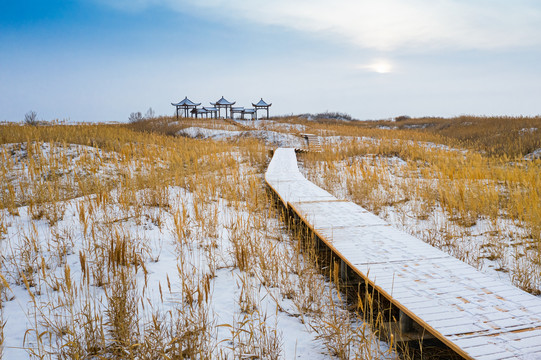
[211,96,236,119]
[171,96,271,120]
[241,108,256,120]
[203,106,219,118]
[230,107,257,120]
[171,97,201,119]
[252,98,272,119]
[191,108,207,118]
[230,107,245,119]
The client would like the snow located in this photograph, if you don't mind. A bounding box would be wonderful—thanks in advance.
[519,128,538,134]
[267,147,541,359]
[300,145,540,291]
[524,148,541,160]
[0,142,390,359]
[176,127,304,148]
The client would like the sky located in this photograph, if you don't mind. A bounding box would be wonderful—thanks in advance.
[1,0,541,122]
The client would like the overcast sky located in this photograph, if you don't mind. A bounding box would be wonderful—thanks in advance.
[1,0,540,122]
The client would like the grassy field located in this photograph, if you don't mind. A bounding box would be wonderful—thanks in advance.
[0,121,398,359]
[292,115,541,294]
[1,115,540,359]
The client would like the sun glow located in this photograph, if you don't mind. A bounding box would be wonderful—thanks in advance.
[371,62,392,73]
[356,60,393,74]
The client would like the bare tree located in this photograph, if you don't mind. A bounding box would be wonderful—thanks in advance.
[24,111,38,126]
[128,112,143,123]
[144,107,155,119]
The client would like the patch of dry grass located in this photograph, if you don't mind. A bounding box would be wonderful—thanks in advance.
[0,121,401,359]
[302,133,541,294]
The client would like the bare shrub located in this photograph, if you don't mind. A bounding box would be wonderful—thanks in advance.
[128,112,143,123]
[144,107,155,119]
[394,115,411,121]
[24,111,39,126]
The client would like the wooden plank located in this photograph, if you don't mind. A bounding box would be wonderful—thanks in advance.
[265,148,541,360]
[290,200,387,229]
[462,344,515,358]
[268,180,336,205]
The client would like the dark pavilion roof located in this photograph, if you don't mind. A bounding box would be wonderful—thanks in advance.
[172,96,201,107]
[211,96,236,106]
[252,98,272,107]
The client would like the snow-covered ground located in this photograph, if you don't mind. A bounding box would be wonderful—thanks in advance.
[0,141,390,359]
[299,151,541,295]
[1,190,327,358]
[177,126,305,148]
[7,117,536,358]
[175,119,536,286]
[167,119,541,295]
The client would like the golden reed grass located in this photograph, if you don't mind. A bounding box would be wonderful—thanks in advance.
[292,116,541,294]
[1,119,405,359]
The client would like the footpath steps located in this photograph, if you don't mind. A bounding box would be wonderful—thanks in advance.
[265,147,541,360]
[302,134,322,152]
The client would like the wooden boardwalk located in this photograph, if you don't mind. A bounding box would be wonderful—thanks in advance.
[302,134,322,152]
[265,148,541,360]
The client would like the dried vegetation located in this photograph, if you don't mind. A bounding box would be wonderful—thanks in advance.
[0,121,401,359]
[294,115,541,294]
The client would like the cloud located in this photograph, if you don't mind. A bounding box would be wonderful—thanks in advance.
[99,0,541,51]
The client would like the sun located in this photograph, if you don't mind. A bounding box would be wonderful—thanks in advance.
[356,60,393,74]
[371,61,392,74]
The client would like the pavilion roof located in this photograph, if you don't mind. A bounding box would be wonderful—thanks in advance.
[231,107,245,111]
[212,96,236,106]
[172,96,201,107]
[253,98,271,107]
[203,106,218,111]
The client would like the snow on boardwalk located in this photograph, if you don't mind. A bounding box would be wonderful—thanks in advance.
[265,148,541,360]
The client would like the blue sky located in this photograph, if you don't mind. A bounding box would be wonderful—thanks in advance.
[1,0,540,122]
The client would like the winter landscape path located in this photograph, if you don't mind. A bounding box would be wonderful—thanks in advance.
[265,147,541,360]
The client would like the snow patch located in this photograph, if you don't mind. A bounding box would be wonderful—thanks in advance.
[177,127,304,148]
[519,127,538,134]
[524,148,541,160]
